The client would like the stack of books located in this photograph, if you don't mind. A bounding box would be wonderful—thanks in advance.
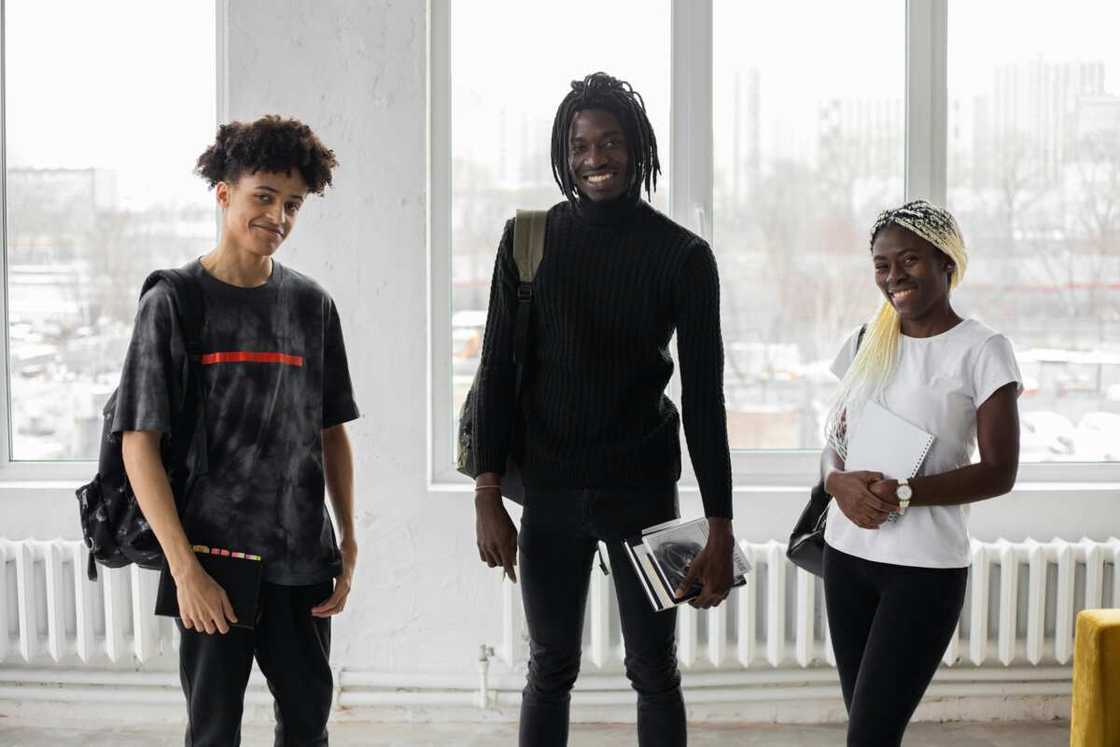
[624,517,751,612]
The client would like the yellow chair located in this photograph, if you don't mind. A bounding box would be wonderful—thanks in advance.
[1071,609,1120,747]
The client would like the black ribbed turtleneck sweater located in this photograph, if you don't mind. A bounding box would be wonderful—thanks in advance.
[473,195,733,518]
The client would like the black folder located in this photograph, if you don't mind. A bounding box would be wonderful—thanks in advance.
[155,546,264,630]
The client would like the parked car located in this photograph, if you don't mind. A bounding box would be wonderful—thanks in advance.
[1019,410,1076,460]
[1074,412,1120,461]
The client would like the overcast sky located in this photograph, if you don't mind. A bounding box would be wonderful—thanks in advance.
[5,0,216,209]
[6,1,1119,210]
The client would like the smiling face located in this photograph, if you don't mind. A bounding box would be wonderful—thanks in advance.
[216,170,308,258]
[872,224,955,322]
[567,109,631,202]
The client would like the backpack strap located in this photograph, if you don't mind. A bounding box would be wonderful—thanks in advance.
[138,266,209,502]
[511,210,547,397]
[140,267,205,362]
[512,209,547,284]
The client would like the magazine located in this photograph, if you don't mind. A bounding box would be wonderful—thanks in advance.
[623,517,750,612]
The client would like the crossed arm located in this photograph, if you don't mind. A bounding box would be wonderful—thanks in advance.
[824,382,1021,528]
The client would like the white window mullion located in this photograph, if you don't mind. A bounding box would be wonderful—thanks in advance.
[670,0,712,488]
[669,0,713,238]
[214,0,230,253]
[427,0,457,486]
[905,0,948,204]
[216,0,231,124]
[0,0,12,468]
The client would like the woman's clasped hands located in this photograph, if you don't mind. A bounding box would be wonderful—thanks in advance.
[825,470,900,529]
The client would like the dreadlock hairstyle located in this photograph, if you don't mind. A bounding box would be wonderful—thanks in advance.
[550,72,661,205]
[195,115,338,195]
[825,200,969,458]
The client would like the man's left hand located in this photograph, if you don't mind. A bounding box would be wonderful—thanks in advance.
[675,518,735,609]
[312,538,357,617]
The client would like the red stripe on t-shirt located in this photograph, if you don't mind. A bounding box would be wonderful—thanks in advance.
[200,352,304,367]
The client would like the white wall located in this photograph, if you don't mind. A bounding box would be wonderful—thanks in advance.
[3,0,1119,688]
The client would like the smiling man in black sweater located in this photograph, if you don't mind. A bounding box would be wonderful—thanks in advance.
[472,72,735,747]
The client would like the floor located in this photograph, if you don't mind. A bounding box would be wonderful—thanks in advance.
[0,720,1070,746]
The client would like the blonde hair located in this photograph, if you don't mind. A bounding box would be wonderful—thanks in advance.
[825,200,969,458]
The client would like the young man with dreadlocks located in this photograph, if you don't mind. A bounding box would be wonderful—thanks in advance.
[471,72,735,746]
[821,200,1021,746]
[116,115,359,745]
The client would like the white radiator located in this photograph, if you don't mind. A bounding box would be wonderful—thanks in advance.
[498,537,1120,671]
[3,537,1118,672]
[0,539,176,666]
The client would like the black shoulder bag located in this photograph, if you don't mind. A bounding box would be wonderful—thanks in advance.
[786,324,867,576]
[75,265,208,580]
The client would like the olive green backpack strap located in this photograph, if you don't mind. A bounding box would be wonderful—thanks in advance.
[511,210,547,397]
[512,209,547,284]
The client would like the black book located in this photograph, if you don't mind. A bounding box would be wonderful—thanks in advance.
[155,545,264,630]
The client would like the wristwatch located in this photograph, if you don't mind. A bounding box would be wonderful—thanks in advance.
[896,479,913,515]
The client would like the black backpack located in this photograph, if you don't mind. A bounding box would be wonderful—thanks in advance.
[75,266,208,581]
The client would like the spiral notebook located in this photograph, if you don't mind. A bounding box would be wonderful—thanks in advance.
[845,400,935,479]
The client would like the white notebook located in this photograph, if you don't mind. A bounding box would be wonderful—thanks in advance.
[845,400,935,479]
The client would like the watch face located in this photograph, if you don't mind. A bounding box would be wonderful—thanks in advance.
[897,484,913,501]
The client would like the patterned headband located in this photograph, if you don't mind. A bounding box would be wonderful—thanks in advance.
[871,199,967,286]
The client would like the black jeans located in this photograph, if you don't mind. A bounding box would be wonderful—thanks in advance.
[823,544,968,747]
[518,484,686,747]
[177,580,334,746]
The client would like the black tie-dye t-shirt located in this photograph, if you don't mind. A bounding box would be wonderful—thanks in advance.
[112,260,360,584]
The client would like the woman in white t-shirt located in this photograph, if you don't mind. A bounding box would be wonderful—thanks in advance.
[820,200,1022,747]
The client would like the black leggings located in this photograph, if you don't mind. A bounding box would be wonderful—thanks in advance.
[823,544,967,747]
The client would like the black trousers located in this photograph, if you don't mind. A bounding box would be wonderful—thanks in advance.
[823,544,968,747]
[177,580,334,747]
[518,484,686,747]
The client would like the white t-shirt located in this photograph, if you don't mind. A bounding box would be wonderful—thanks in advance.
[824,318,1022,568]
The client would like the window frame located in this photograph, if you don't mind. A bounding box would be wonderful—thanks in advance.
[427,0,1120,489]
[0,0,227,482]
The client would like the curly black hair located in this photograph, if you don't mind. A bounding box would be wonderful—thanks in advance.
[551,72,660,205]
[195,115,338,195]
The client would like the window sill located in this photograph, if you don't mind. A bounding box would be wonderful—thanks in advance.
[427,475,1120,495]
[0,460,92,486]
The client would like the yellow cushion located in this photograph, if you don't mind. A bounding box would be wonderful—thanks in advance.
[1071,609,1120,747]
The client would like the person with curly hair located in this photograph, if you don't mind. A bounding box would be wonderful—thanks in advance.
[820,200,1022,746]
[114,115,359,745]
[470,72,735,747]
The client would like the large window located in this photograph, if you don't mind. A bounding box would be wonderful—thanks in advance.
[948,1,1120,462]
[713,1,904,450]
[3,0,217,460]
[430,0,1120,483]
